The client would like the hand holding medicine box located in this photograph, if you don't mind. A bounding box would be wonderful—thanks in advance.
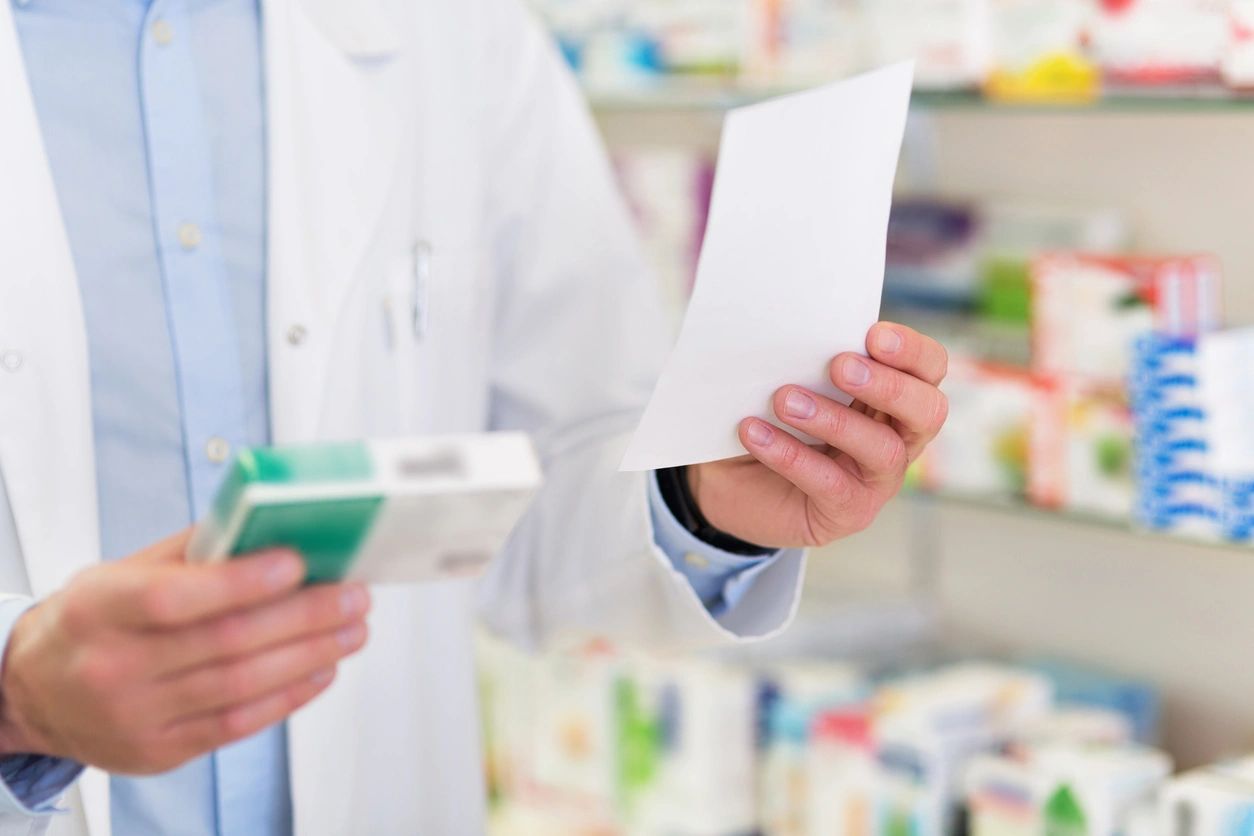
[188,434,543,584]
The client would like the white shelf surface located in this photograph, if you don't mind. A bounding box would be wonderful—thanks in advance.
[587,81,1254,114]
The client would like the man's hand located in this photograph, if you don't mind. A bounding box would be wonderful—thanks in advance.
[690,322,949,549]
[0,531,370,774]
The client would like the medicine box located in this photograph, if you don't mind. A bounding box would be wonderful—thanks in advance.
[188,434,542,584]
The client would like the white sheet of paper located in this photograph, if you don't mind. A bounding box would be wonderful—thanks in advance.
[621,62,915,472]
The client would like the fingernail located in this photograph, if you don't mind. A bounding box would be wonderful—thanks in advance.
[262,552,305,590]
[784,390,816,420]
[746,420,775,447]
[877,327,903,354]
[310,668,334,687]
[337,624,366,651]
[843,357,871,387]
[340,585,369,617]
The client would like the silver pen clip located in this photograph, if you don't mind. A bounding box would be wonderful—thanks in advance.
[382,295,398,352]
[412,240,432,341]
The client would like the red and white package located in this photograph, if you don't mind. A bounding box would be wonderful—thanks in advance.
[1090,0,1231,86]
[1224,0,1254,88]
[1031,253,1221,384]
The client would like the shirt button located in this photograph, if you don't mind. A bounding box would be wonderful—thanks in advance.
[684,552,710,571]
[151,19,174,46]
[0,350,22,372]
[178,223,202,251]
[286,324,308,346]
[205,437,232,464]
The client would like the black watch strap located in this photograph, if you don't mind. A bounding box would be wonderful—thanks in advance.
[656,466,775,557]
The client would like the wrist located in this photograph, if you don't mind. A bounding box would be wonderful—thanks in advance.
[0,717,34,759]
[0,610,48,757]
[658,466,774,556]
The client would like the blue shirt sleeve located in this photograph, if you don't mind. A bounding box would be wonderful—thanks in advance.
[0,598,84,817]
[647,471,784,617]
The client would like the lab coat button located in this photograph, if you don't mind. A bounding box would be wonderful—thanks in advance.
[206,437,231,464]
[286,324,308,346]
[0,351,22,372]
[151,19,174,46]
[178,223,202,251]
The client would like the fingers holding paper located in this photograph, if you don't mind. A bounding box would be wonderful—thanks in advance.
[830,323,949,460]
[865,322,949,388]
[767,387,911,484]
[696,323,949,550]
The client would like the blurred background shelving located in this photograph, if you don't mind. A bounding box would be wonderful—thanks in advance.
[587,83,1254,113]
[485,2,1254,833]
[590,97,1254,749]
[908,490,1254,554]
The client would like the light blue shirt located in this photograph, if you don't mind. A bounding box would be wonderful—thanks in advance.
[0,0,780,832]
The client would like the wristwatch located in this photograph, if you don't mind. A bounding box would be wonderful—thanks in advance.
[656,466,775,557]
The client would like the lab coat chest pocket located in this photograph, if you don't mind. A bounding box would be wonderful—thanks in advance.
[379,243,493,433]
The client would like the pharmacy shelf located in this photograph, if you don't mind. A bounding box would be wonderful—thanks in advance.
[910,490,1254,555]
[588,83,1254,114]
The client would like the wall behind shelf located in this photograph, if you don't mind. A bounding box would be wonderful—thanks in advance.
[596,104,1254,767]
[597,107,1254,319]
[904,110,1254,320]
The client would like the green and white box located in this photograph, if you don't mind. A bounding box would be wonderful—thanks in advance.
[188,434,543,584]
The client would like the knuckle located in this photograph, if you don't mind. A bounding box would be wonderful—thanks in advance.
[883,435,909,474]
[775,438,804,472]
[221,663,258,703]
[211,613,252,655]
[823,404,851,440]
[882,371,907,404]
[139,581,178,626]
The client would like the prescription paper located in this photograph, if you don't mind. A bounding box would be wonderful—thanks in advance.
[621,62,914,471]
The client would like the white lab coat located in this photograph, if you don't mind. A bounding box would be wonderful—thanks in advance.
[0,0,807,834]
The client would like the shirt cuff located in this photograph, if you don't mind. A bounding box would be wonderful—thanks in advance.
[0,597,83,816]
[647,471,784,617]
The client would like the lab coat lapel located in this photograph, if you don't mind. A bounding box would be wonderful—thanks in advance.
[263,1,409,832]
[0,0,101,602]
[0,5,111,836]
[263,0,410,445]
